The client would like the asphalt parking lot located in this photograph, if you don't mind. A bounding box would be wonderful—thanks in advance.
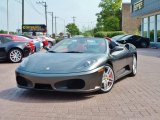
[0,49,160,120]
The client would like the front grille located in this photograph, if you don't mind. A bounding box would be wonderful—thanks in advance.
[55,79,85,89]
[34,83,53,90]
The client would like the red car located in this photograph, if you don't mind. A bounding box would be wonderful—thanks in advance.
[37,36,49,47]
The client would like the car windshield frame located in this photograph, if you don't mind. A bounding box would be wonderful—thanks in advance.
[49,38,107,54]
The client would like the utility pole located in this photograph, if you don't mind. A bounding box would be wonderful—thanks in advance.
[72,16,76,24]
[22,0,24,34]
[54,16,58,35]
[37,1,48,33]
[48,12,54,36]
[7,0,9,34]
[22,0,24,25]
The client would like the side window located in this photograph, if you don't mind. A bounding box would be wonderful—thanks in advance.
[130,36,140,40]
[2,36,12,43]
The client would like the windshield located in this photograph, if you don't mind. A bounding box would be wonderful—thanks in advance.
[49,38,107,53]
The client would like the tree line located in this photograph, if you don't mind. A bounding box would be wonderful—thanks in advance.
[66,0,122,37]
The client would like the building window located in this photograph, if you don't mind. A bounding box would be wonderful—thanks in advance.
[157,15,160,42]
[149,16,155,42]
[143,18,148,38]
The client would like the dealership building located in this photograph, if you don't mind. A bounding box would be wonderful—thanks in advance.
[131,0,160,43]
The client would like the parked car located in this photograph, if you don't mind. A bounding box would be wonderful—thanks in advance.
[36,36,49,47]
[111,35,127,42]
[13,35,35,54]
[0,34,31,63]
[16,37,137,93]
[18,36,41,52]
[112,35,150,48]
[22,35,43,49]
[38,36,56,48]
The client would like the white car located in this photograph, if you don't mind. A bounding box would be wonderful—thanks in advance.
[38,36,56,48]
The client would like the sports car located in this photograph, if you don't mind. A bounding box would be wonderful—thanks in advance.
[16,37,137,93]
[112,35,150,48]
[0,34,31,63]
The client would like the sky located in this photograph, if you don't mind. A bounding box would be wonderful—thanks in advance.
[0,0,131,34]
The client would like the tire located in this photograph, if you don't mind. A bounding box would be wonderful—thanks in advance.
[8,49,23,63]
[99,64,115,93]
[130,54,137,76]
[48,41,53,48]
[34,47,37,52]
[141,41,147,48]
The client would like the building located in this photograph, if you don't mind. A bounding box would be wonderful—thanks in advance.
[122,3,141,34]
[131,0,160,43]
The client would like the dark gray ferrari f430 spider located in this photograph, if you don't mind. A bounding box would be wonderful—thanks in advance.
[16,37,137,93]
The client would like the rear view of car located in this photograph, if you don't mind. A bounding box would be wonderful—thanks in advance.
[38,36,56,48]
[37,36,49,47]
[0,34,31,63]
[18,36,41,52]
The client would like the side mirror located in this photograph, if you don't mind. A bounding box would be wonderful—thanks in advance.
[43,46,50,51]
[125,44,129,50]
[111,46,123,53]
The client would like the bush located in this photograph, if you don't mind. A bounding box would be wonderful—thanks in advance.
[94,31,125,38]
[55,38,62,43]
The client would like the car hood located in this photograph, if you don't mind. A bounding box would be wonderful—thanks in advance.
[19,53,106,74]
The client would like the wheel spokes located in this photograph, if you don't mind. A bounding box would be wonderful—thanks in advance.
[10,50,22,62]
[101,66,114,92]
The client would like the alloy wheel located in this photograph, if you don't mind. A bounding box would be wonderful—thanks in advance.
[9,49,22,63]
[101,65,115,92]
[132,55,137,75]
[141,42,147,48]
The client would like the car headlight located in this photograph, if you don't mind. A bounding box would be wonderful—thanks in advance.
[20,58,29,68]
[77,59,97,70]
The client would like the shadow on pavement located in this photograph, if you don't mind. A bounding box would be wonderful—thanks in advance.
[115,75,129,84]
[0,60,19,64]
[0,87,95,103]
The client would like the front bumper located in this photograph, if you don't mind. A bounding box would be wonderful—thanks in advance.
[16,67,104,93]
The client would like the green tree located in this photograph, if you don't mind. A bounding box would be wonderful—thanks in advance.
[104,16,120,31]
[0,30,7,34]
[66,23,80,36]
[96,0,122,31]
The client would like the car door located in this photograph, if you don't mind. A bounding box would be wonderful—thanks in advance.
[0,36,13,59]
[127,36,141,47]
[0,36,7,59]
[110,45,128,79]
